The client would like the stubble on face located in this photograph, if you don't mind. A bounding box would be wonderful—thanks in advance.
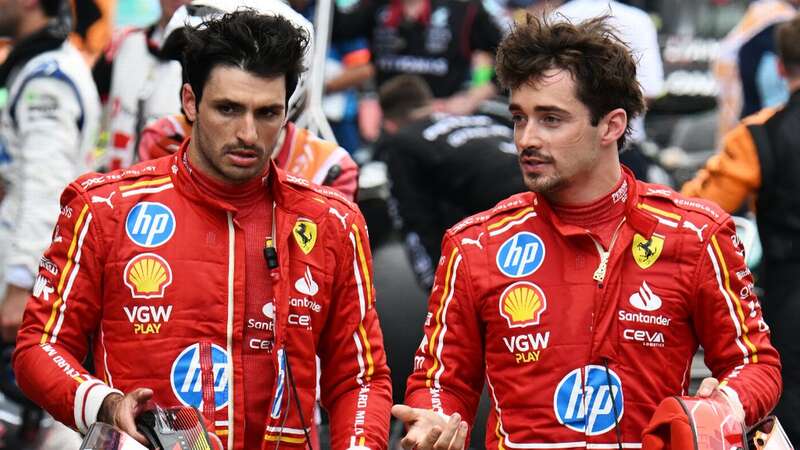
[186,66,286,185]
[518,146,561,194]
[510,70,604,202]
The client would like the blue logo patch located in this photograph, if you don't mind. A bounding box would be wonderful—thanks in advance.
[496,232,545,278]
[125,202,175,247]
[554,365,623,436]
[170,343,230,410]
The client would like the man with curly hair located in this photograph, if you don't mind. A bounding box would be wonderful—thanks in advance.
[392,15,781,450]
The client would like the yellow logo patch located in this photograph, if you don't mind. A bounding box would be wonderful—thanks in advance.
[499,281,547,328]
[293,219,317,254]
[123,253,173,299]
[632,233,664,269]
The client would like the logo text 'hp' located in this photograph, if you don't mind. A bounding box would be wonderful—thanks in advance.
[496,232,545,278]
[125,202,175,248]
[170,343,229,410]
[554,365,623,436]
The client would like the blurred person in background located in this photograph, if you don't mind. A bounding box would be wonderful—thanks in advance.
[0,1,98,445]
[138,0,360,201]
[290,0,376,154]
[377,74,525,289]
[554,0,667,183]
[331,0,505,117]
[95,0,189,170]
[392,15,780,449]
[713,0,797,139]
[683,14,800,443]
[69,0,114,64]
[0,0,100,343]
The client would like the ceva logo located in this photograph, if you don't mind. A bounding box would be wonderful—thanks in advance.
[554,365,623,436]
[496,232,545,278]
[125,202,175,248]
[170,343,229,410]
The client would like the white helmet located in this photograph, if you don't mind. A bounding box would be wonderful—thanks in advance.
[163,0,314,119]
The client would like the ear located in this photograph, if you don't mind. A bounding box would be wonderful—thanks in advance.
[181,83,198,122]
[598,108,627,148]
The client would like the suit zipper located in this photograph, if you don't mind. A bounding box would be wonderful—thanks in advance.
[226,212,235,450]
[590,219,626,285]
[588,219,626,352]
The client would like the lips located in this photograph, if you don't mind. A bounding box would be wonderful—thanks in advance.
[225,148,260,167]
[520,157,551,172]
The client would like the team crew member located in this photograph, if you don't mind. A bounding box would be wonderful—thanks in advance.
[683,14,800,442]
[332,0,504,114]
[393,16,781,450]
[0,0,100,341]
[376,75,525,289]
[98,0,189,170]
[13,12,391,450]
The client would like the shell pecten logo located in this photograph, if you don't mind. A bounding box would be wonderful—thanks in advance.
[499,281,547,328]
[124,253,173,299]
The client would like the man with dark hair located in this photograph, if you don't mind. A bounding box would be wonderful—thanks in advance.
[377,74,525,289]
[0,0,100,342]
[136,0,361,202]
[393,15,781,450]
[683,13,800,443]
[13,11,392,450]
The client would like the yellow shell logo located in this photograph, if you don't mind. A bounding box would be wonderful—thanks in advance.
[123,253,173,299]
[499,282,547,328]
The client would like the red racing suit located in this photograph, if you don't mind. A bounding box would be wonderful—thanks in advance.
[13,145,392,450]
[405,169,781,449]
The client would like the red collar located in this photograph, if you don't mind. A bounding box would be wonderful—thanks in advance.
[534,166,658,238]
[172,139,287,211]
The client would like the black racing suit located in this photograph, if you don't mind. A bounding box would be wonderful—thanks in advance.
[375,113,526,288]
[332,0,503,97]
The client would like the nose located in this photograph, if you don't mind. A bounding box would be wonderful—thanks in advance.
[236,113,258,146]
[515,121,543,152]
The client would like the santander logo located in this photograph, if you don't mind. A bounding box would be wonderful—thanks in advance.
[294,266,319,296]
[628,281,662,311]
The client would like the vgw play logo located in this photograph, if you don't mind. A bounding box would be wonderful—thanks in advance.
[554,365,623,435]
[170,343,230,410]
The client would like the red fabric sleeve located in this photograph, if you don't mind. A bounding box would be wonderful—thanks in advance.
[318,209,392,449]
[404,233,485,428]
[13,183,121,433]
[692,217,782,425]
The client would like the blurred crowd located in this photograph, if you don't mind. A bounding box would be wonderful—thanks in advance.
[1,0,799,448]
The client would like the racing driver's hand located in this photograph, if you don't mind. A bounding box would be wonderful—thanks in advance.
[97,387,154,445]
[392,404,468,450]
[696,377,746,423]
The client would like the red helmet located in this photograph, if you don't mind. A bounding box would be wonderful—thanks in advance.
[642,394,747,450]
[642,394,794,450]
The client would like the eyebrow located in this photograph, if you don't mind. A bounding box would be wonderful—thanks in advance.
[508,103,571,115]
[209,98,284,110]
